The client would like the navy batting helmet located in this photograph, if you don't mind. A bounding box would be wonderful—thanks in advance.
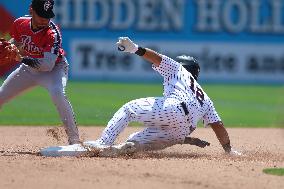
[176,55,200,80]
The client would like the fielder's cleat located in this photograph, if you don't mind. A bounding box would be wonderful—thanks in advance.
[99,142,136,157]
[40,144,89,157]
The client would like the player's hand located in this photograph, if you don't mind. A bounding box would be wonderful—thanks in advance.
[0,38,22,65]
[183,137,210,148]
[6,44,20,60]
[196,139,210,148]
[12,45,23,62]
[228,148,242,156]
[116,37,138,53]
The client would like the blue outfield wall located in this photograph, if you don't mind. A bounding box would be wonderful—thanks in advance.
[1,0,284,83]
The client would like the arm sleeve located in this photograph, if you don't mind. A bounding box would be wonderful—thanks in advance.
[10,20,20,42]
[202,102,222,127]
[152,55,181,78]
[37,23,64,71]
[44,23,64,57]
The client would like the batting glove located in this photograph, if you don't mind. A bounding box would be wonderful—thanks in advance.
[117,37,138,53]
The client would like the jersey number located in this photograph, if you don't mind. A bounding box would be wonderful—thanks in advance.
[190,76,204,106]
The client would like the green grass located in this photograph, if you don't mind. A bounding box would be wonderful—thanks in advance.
[204,85,284,127]
[263,168,284,176]
[0,81,283,127]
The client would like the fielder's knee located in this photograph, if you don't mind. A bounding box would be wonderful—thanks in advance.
[122,100,137,115]
[120,103,133,116]
[49,87,65,96]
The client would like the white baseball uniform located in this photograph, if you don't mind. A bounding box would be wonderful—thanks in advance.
[96,55,221,151]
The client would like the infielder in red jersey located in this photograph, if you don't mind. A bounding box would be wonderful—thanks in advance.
[0,0,80,144]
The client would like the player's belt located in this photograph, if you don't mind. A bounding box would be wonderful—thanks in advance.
[180,102,189,116]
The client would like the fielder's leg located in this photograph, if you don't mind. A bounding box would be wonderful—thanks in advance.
[38,60,79,144]
[0,65,37,109]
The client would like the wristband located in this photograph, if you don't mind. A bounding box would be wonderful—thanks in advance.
[135,47,146,56]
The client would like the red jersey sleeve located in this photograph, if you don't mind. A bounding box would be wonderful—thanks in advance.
[10,19,21,42]
[43,22,65,57]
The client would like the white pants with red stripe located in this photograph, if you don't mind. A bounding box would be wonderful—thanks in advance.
[98,97,193,151]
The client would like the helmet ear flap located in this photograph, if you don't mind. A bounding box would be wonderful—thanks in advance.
[176,55,200,80]
[183,64,200,80]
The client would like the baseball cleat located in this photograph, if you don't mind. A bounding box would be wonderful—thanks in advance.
[83,140,108,148]
[99,142,136,157]
[40,144,89,157]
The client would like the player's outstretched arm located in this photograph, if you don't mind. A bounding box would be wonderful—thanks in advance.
[117,37,162,66]
[209,121,242,156]
[209,121,231,152]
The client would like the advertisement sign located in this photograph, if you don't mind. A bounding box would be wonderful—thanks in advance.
[1,0,283,83]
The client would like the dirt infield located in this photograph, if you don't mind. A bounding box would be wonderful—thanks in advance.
[0,127,283,189]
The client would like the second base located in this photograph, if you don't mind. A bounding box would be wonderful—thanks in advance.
[40,144,88,157]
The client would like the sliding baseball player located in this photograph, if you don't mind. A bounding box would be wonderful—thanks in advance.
[40,37,241,157]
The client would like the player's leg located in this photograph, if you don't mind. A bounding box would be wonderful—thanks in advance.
[38,59,79,144]
[126,124,190,152]
[92,97,162,145]
[95,115,190,156]
[47,97,190,157]
[93,97,190,147]
[121,99,194,152]
[0,65,37,109]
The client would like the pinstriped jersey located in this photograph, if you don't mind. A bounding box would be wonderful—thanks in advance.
[152,55,221,128]
[10,16,64,60]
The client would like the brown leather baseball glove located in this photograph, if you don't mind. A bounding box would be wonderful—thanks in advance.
[0,38,20,66]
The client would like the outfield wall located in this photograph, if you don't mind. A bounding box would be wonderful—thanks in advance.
[0,0,284,83]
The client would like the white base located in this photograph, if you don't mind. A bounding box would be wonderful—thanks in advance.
[40,144,88,157]
[40,142,137,157]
